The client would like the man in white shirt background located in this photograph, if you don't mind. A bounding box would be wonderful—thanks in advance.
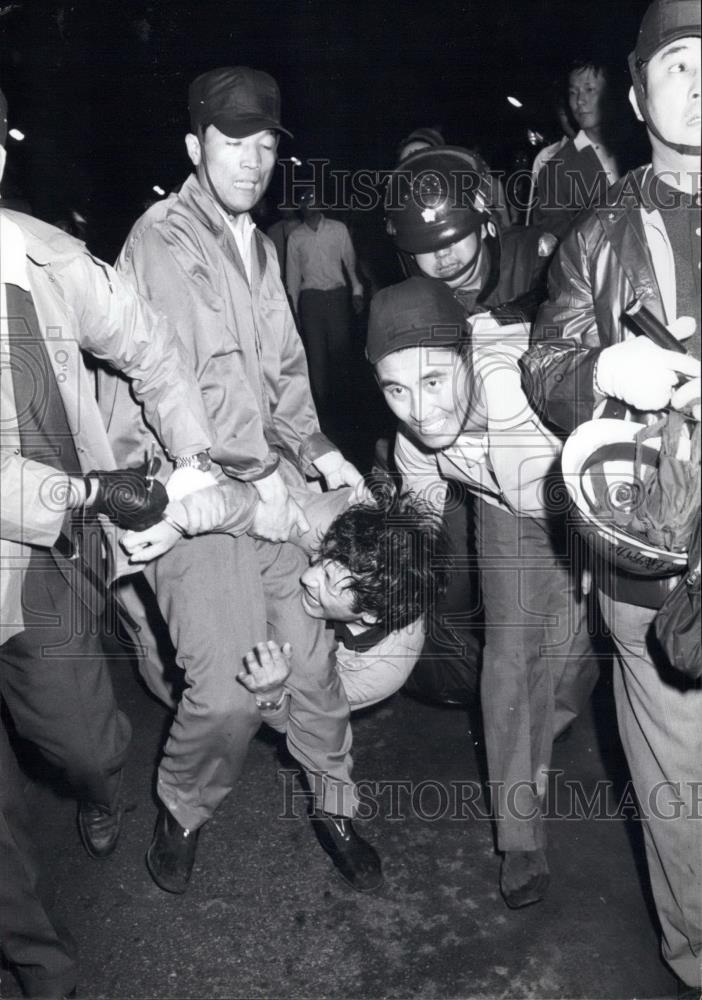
[286,187,364,429]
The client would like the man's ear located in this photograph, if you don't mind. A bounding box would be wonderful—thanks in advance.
[628,85,645,123]
[0,145,6,185]
[360,611,379,627]
[185,132,202,167]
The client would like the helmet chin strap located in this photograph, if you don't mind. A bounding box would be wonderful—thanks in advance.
[629,53,702,157]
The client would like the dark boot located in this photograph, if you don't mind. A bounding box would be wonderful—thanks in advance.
[312,812,384,893]
[145,807,200,895]
[500,849,549,909]
[77,776,124,860]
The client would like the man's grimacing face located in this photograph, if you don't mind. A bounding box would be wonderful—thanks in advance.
[632,36,701,152]
[186,125,277,213]
[375,345,473,450]
[300,559,371,625]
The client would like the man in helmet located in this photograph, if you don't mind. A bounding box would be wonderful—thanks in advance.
[365,275,598,910]
[523,1,701,990]
[386,145,553,321]
[382,146,564,711]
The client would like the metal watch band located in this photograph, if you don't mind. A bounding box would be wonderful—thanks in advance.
[174,451,212,472]
[255,691,288,712]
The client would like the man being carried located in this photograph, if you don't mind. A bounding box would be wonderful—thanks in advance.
[239,493,448,720]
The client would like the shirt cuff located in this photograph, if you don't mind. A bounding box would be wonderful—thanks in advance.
[298,432,338,477]
[219,452,280,482]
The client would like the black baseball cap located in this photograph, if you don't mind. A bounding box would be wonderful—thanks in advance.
[366,277,468,365]
[634,0,700,63]
[188,66,293,139]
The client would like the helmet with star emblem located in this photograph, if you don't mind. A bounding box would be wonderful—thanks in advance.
[385,146,495,254]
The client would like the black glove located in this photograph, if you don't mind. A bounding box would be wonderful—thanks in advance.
[87,461,168,531]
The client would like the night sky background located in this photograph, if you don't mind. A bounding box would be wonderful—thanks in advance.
[1,0,650,259]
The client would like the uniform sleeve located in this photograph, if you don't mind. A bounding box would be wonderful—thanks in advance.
[208,481,259,537]
[521,221,604,435]
[531,155,580,241]
[113,226,278,480]
[474,333,562,515]
[65,250,213,462]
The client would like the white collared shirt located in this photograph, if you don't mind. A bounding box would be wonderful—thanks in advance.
[217,207,256,283]
[573,129,620,186]
[285,215,363,307]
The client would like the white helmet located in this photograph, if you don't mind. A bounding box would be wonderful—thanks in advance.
[561,419,689,578]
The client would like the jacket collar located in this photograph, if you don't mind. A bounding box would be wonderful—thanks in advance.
[177,172,267,285]
[333,620,390,652]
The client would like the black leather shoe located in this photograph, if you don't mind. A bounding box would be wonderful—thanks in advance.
[78,798,123,859]
[311,812,384,893]
[146,807,200,894]
[500,849,549,909]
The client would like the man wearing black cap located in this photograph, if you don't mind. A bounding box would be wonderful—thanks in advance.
[365,276,595,910]
[0,85,218,995]
[98,67,380,896]
[524,1,701,991]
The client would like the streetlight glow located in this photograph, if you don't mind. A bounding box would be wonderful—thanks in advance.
[8,128,25,141]
[152,185,166,196]
[506,96,523,108]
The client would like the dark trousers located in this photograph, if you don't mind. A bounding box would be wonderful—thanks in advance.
[477,500,598,851]
[298,287,352,413]
[0,555,131,808]
[0,717,77,998]
[406,483,482,703]
[140,532,356,831]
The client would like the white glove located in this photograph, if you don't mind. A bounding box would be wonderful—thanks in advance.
[671,376,701,422]
[166,466,218,500]
[595,326,699,412]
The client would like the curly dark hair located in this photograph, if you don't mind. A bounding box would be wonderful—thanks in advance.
[314,492,449,632]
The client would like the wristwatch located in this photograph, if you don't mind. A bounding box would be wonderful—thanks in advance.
[255,691,288,712]
[174,450,212,472]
